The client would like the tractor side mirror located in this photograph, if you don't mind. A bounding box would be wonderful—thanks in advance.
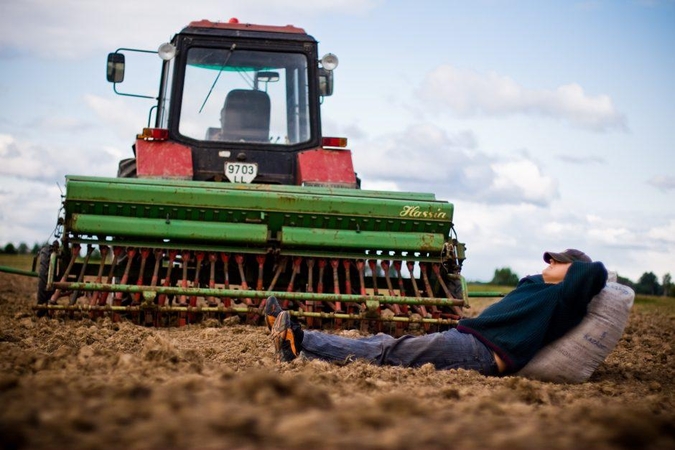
[319,68,334,97]
[106,53,125,83]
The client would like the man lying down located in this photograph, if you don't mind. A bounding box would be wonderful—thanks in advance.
[265,249,634,383]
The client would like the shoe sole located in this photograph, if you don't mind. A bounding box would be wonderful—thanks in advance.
[264,296,282,331]
[270,311,297,362]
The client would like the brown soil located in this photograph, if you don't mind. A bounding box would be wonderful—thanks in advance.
[0,272,673,450]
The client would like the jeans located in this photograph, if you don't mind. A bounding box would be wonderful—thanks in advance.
[300,328,499,375]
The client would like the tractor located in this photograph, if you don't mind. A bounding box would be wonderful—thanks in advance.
[35,18,470,332]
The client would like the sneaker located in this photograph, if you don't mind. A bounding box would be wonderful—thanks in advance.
[270,311,301,363]
[264,295,283,330]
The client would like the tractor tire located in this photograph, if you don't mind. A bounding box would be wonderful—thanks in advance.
[117,158,137,178]
[36,245,54,317]
[448,276,464,299]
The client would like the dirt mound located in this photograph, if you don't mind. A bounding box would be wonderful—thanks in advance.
[1,272,673,449]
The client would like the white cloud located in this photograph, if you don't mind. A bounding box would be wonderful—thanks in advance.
[0,134,59,182]
[575,213,673,280]
[647,219,675,244]
[587,226,633,245]
[101,146,126,161]
[0,132,124,247]
[32,115,94,133]
[489,160,558,206]
[0,0,382,59]
[647,174,675,192]
[450,201,554,281]
[542,221,583,236]
[556,154,605,164]
[0,176,62,246]
[0,132,120,184]
[353,123,558,207]
[417,65,627,132]
[360,179,400,192]
[578,213,633,247]
[354,123,471,181]
[84,94,147,141]
[450,200,674,283]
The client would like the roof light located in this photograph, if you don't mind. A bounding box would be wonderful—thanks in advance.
[322,137,348,148]
[137,128,169,141]
[158,43,176,61]
[321,53,339,71]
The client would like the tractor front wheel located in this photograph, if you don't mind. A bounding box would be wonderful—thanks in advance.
[117,158,137,178]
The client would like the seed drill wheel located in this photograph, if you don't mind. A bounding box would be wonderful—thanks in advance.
[36,245,53,317]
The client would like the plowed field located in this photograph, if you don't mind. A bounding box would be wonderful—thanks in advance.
[1,272,673,450]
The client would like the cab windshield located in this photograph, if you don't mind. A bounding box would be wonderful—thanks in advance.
[179,47,310,145]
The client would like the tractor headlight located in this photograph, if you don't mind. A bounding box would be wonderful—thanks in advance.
[321,53,339,71]
[158,43,177,61]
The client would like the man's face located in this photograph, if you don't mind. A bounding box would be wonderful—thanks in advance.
[542,259,572,284]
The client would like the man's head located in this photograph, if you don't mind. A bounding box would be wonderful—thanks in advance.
[541,249,591,284]
[543,249,592,264]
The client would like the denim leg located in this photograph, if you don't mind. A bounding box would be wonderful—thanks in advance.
[301,329,499,375]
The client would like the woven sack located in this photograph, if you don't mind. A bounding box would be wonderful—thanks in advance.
[516,280,634,383]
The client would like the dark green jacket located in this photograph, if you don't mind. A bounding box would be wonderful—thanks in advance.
[457,261,607,373]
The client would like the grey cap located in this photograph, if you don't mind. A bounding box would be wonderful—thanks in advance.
[543,249,592,263]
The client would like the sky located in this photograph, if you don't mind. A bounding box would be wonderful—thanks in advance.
[0,0,674,283]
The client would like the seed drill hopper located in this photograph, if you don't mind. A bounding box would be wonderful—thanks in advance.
[36,19,469,332]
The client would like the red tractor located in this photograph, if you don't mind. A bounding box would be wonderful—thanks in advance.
[29,18,469,331]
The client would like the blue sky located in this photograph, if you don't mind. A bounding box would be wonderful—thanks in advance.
[1,0,673,282]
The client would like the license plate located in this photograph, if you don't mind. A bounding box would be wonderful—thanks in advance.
[225,162,258,183]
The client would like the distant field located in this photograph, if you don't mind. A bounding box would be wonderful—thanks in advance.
[467,283,512,294]
[634,293,675,314]
[0,254,35,271]
[468,283,675,315]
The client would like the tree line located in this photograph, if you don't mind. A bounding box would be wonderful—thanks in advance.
[1,242,43,256]
[490,267,673,297]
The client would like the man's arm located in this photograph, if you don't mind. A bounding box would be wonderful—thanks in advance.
[559,261,607,315]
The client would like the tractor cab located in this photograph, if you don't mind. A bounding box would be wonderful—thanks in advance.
[107,19,353,187]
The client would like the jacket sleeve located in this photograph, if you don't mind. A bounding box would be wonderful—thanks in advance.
[559,261,607,316]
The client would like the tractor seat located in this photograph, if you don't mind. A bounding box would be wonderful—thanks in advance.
[220,89,271,142]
